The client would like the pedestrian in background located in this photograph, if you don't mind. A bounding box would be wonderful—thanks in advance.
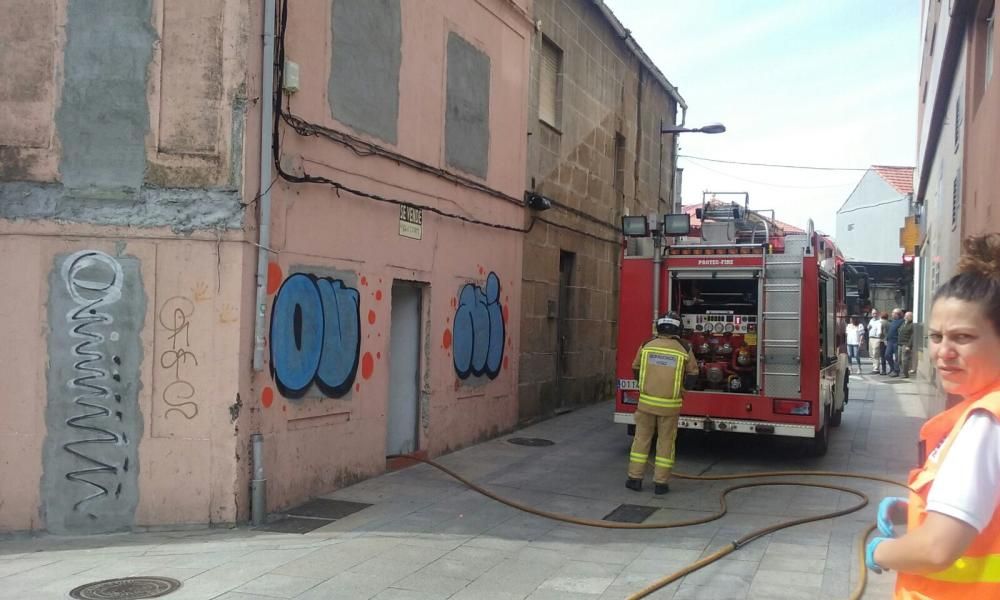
[846,317,863,373]
[866,233,1000,597]
[868,308,884,374]
[878,312,891,375]
[626,312,699,495]
[886,308,904,377]
[898,312,914,378]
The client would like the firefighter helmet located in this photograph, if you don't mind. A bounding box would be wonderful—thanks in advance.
[656,312,682,336]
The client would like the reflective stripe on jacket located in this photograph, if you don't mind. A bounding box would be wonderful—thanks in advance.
[632,336,697,416]
[895,386,1000,599]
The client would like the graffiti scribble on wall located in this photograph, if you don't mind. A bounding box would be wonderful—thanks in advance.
[270,273,361,398]
[43,250,144,534]
[453,272,505,380]
[158,296,199,419]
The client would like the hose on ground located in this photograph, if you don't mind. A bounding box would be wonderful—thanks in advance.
[389,454,910,600]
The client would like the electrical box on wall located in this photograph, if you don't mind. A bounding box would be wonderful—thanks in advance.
[283,60,300,93]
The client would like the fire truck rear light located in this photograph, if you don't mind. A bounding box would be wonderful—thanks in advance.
[773,400,811,416]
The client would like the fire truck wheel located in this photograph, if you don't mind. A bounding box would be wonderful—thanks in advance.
[809,406,831,457]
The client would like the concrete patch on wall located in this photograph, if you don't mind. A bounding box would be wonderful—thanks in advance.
[42,250,146,534]
[0,183,244,232]
[329,0,401,144]
[445,32,490,178]
[56,0,155,194]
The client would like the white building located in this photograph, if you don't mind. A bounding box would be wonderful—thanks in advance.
[835,166,915,263]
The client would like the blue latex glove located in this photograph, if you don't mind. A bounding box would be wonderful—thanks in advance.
[866,536,889,574]
[876,496,909,538]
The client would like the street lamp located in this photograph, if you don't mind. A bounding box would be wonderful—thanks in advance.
[661,122,725,215]
[661,122,726,135]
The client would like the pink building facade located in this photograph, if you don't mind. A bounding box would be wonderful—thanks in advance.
[0,0,531,533]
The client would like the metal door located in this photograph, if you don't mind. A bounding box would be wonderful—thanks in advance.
[386,282,421,455]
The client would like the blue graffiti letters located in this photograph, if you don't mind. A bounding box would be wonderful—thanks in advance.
[270,273,360,398]
[453,272,505,380]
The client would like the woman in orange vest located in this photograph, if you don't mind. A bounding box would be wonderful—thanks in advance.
[865,234,1000,599]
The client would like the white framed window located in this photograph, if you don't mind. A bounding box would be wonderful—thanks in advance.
[539,37,562,128]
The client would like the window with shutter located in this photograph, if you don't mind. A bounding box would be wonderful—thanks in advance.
[539,38,561,128]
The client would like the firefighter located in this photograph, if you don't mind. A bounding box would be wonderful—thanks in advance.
[866,234,1000,598]
[626,311,699,495]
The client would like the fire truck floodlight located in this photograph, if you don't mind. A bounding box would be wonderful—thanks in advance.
[621,215,650,237]
[662,213,691,236]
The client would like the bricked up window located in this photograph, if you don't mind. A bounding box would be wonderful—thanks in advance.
[613,133,626,200]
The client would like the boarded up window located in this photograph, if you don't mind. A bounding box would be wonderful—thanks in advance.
[329,0,401,144]
[445,32,490,178]
[539,38,562,127]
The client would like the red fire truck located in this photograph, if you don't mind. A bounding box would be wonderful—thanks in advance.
[615,194,849,456]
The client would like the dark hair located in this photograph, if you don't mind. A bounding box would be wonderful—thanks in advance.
[933,234,1000,335]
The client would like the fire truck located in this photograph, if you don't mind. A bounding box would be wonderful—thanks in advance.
[615,194,849,456]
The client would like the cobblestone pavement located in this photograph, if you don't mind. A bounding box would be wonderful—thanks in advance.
[0,362,929,599]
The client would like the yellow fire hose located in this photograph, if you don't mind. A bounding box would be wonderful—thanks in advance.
[391,455,909,600]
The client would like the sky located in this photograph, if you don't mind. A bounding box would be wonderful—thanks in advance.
[604,0,921,234]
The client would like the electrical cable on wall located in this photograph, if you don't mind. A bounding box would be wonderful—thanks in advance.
[270,0,622,245]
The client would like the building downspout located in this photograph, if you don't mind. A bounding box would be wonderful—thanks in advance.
[252,0,276,372]
[249,0,276,527]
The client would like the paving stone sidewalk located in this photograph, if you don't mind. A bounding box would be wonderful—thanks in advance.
[0,363,930,600]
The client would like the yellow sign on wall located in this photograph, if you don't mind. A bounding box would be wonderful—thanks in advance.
[899,215,919,255]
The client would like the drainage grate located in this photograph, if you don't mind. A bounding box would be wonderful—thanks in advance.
[256,516,334,534]
[603,504,658,523]
[288,498,371,520]
[256,498,372,534]
[69,576,181,600]
[507,437,555,447]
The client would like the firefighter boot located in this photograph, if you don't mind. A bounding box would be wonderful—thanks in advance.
[654,483,670,495]
[625,478,643,492]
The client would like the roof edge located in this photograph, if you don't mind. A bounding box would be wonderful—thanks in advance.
[590,0,687,111]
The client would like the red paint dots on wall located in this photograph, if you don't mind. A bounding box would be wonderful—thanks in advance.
[451,297,457,309]
[375,290,383,301]
[360,276,368,287]
[443,328,452,349]
[355,383,360,393]
[376,352,381,359]
[504,356,510,370]
[362,352,375,379]
[282,405,287,412]
[502,304,509,324]
[478,266,485,275]
[368,309,377,325]
[262,387,274,408]
[266,263,283,295]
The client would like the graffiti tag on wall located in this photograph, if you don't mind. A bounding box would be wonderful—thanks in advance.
[269,273,361,398]
[453,272,505,380]
[42,250,144,534]
[158,296,199,420]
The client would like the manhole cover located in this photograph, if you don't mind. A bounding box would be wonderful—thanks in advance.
[507,437,554,446]
[603,504,658,523]
[69,576,181,599]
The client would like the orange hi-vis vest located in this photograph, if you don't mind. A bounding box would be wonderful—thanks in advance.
[895,385,1000,599]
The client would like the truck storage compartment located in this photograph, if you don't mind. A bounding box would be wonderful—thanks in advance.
[673,277,759,394]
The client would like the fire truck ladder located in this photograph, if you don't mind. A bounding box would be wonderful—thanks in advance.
[762,236,808,399]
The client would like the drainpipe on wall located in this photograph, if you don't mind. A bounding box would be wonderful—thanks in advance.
[252,0,276,373]
[251,433,267,526]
